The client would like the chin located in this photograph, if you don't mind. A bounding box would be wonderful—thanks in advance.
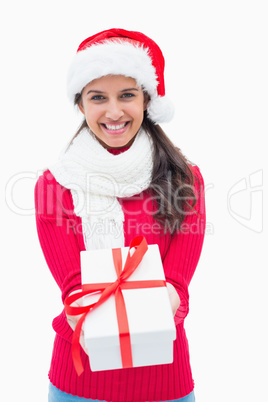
[107,141,130,149]
[104,135,136,149]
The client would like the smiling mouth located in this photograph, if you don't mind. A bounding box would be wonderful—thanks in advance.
[102,122,128,130]
[101,122,130,134]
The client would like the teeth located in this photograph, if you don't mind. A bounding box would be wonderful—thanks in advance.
[105,123,126,130]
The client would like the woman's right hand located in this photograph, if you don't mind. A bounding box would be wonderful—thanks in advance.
[65,289,89,355]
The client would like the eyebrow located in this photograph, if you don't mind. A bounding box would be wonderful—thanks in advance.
[86,90,105,95]
[86,88,139,95]
[121,88,139,92]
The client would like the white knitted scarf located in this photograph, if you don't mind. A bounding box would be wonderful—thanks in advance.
[49,127,153,250]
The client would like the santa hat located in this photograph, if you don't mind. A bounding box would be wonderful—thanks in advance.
[67,28,174,124]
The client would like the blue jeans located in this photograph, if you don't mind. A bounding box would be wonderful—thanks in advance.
[48,383,195,402]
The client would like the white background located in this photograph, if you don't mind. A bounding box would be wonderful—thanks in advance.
[1,1,267,401]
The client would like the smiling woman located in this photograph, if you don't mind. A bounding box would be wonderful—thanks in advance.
[77,75,148,149]
[34,28,205,402]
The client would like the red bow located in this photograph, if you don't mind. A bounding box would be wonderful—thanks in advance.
[64,236,166,375]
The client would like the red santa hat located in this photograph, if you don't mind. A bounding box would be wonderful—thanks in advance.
[67,28,174,124]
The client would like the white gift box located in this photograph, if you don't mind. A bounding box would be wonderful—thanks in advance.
[80,243,176,372]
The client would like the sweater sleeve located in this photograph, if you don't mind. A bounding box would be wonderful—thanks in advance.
[163,165,206,325]
[34,170,84,302]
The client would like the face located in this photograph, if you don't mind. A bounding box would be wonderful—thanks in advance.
[79,75,148,149]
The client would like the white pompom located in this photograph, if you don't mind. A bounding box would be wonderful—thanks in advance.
[147,96,175,124]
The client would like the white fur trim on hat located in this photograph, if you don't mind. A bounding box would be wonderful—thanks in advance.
[67,40,174,124]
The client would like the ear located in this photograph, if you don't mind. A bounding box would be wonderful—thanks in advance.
[143,92,150,111]
[78,101,85,115]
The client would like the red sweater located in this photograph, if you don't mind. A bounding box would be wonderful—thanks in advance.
[34,151,205,401]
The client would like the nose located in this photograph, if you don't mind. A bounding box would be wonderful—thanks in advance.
[105,99,124,120]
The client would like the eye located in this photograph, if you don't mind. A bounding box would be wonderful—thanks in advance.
[91,95,105,101]
[121,93,135,98]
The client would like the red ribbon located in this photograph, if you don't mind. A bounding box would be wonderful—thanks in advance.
[64,236,166,376]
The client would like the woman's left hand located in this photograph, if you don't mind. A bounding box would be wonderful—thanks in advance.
[166,282,180,316]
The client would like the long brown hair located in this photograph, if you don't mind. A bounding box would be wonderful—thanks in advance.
[142,113,198,232]
[70,94,198,233]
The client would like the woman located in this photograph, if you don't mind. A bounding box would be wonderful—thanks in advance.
[35,28,206,402]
